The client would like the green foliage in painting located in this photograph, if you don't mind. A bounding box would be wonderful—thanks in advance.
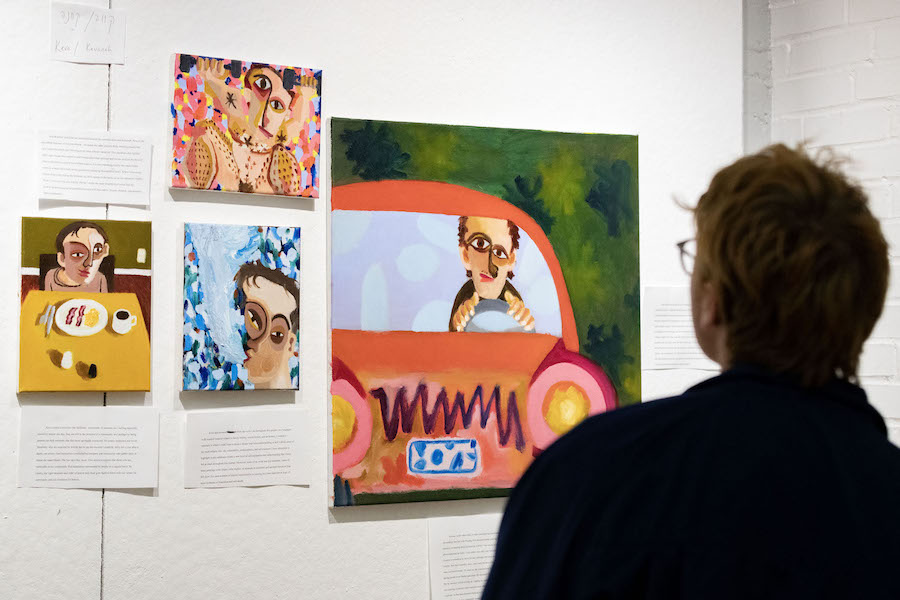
[584,324,633,393]
[624,281,640,314]
[332,118,641,405]
[502,175,555,235]
[339,121,410,180]
[586,160,634,237]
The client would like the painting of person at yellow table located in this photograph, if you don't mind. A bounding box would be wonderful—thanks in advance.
[19,217,152,392]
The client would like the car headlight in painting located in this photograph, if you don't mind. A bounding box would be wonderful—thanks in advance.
[331,379,372,473]
[542,381,591,436]
[527,361,617,450]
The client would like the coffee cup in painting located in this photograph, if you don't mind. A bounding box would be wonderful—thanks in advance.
[112,309,137,334]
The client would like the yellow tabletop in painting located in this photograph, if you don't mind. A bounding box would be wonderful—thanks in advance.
[19,291,150,392]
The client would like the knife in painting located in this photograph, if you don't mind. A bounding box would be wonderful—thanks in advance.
[45,305,56,337]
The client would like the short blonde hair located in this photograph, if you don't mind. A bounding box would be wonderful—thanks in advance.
[694,144,888,386]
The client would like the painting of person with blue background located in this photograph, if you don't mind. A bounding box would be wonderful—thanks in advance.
[183,224,300,391]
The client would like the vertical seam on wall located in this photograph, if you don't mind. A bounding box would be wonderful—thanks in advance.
[99,488,105,600]
[101,4,111,598]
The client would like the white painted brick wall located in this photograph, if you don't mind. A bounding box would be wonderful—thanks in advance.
[870,304,900,339]
[845,143,900,179]
[773,44,789,78]
[881,219,900,254]
[874,22,900,57]
[855,62,900,99]
[771,0,900,441]
[773,71,853,113]
[772,116,803,144]
[860,342,898,376]
[789,29,872,74]
[864,181,893,218]
[892,186,900,214]
[887,261,900,300]
[850,0,900,23]
[803,106,891,146]
[864,384,900,418]
[772,0,844,38]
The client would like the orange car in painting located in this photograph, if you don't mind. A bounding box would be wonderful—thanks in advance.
[331,180,617,505]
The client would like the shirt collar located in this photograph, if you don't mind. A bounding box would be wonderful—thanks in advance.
[688,362,887,436]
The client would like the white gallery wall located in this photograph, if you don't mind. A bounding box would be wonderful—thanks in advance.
[0,1,742,598]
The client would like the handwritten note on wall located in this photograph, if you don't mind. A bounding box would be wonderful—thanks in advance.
[51,2,126,64]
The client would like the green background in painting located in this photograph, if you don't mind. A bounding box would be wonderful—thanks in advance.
[21,217,152,270]
[331,118,641,406]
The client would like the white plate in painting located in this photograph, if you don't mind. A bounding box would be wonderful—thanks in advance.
[54,299,108,337]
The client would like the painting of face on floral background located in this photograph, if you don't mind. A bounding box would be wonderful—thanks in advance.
[183,224,301,391]
[171,53,322,197]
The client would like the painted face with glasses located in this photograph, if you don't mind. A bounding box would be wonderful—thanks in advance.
[460,216,517,299]
[235,263,299,389]
[451,216,535,332]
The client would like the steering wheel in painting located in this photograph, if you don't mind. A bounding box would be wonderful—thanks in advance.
[464,298,530,333]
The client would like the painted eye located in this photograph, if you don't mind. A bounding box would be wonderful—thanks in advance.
[253,75,272,92]
[72,252,85,258]
[269,327,289,347]
[246,308,263,332]
[470,238,490,251]
[270,99,285,111]
[492,247,508,260]
[93,245,103,254]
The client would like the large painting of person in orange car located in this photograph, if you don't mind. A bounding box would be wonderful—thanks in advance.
[331,119,639,505]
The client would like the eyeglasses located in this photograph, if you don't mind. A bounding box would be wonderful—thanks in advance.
[466,234,513,266]
[676,239,696,275]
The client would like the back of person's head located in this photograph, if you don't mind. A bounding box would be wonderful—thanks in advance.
[694,143,889,386]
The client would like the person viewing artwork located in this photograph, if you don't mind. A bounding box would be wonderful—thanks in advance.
[183,223,301,391]
[44,220,110,293]
[483,144,900,599]
[171,53,321,197]
[449,216,535,332]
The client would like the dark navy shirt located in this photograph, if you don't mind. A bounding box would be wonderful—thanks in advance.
[482,365,900,599]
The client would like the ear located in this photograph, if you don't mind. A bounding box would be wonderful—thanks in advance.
[696,280,721,329]
[459,246,470,269]
[100,243,110,259]
[57,252,65,268]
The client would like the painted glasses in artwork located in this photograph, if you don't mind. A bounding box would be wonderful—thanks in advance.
[183,224,301,391]
[19,217,152,392]
[171,53,321,197]
[330,119,639,505]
